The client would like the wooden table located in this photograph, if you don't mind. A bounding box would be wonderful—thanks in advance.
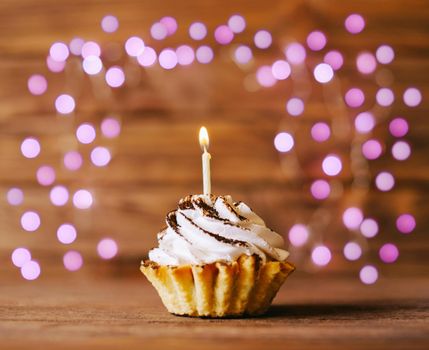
[1,273,428,349]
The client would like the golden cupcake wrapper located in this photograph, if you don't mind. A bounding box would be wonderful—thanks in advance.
[140,254,295,318]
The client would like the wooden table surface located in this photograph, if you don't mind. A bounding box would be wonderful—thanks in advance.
[1,273,428,350]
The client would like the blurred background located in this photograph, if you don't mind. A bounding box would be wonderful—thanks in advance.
[0,0,428,285]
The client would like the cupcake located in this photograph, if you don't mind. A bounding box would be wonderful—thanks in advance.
[140,194,295,317]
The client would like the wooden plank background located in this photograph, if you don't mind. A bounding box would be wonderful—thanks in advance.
[0,0,428,279]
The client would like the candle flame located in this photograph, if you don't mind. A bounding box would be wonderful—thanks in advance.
[199,126,209,151]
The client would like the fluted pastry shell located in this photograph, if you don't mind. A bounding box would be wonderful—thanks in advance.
[140,254,295,317]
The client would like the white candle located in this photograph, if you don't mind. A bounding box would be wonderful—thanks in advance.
[199,126,211,195]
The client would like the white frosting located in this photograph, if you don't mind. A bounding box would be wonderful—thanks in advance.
[148,194,289,266]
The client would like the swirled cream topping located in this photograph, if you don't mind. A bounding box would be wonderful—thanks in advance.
[148,194,289,266]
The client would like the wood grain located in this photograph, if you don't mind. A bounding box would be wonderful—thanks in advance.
[0,274,428,349]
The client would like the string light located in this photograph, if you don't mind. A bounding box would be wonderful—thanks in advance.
[101,15,119,33]
[403,87,422,107]
[11,248,31,267]
[360,265,378,284]
[15,12,420,284]
[57,224,77,244]
[306,31,327,51]
[189,22,207,40]
[215,25,234,45]
[97,238,118,259]
[159,49,178,69]
[21,260,41,280]
[63,251,83,271]
[274,132,294,152]
[312,246,332,266]
[254,30,272,49]
[7,188,24,206]
[288,224,309,247]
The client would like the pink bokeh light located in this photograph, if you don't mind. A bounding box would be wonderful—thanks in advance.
[55,94,75,114]
[101,117,121,138]
[21,137,40,158]
[311,246,331,266]
[343,242,362,261]
[50,185,69,206]
[345,14,365,34]
[311,179,331,200]
[286,97,304,116]
[234,45,252,65]
[376,45,395,64]
[97,238,118,259]
[11,248,31,268]
[362,139,383,160]
[396,214,416,234]
[105,66,125,88]
[375,171,395,191]
[196,46,214,64]
[228,14,246,33]
[125,36,145,57]
[313,63,334,83]
[63,151,83,171]
[215,25,234,45]
[160,16,178,36]
[322,155,342,176]
[360,265,378,284]
[311,122,331,142]
[81,41,101,58]
[73,189,93,209]
[342,207,364,230]
[403,87,422,107]
[271,60,291,80]
[389,117,408,138]
[392,141,411,161]
[354,112,375,134]
[82,55,103,75]
[345,88,365,108]
[254,30,272,49]
[76,123,96,144]
[288,224,309,247]
[274,132,294,153]
[57,224,77,244]
[189,22,207,41]
[356,52,377,74]
[90,147,111,167]
[49,42,69,62]
[36,165,56,186]
[21,260,41,280]
[101,15,119,33]
[137,46,157,67]
[379,243,399,263]
[28,74,48,95]
[360,218,379,238]
[159,49,178,69]
[285,43,306,65]
[69,37,84,56]
[256,65,276,87]
[151,22,168,41]
[7,187,24,206]
[176,45,195,66]
[63,251,83,271]
[21,211,41,232]
[324,50,344,71]
[306,31,327,51]
[46,55,65,73]
[376,88,395,107]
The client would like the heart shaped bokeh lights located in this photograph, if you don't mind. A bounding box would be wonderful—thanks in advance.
[8,13,421,284]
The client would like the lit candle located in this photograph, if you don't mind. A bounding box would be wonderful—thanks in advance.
[199,126,211,195]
